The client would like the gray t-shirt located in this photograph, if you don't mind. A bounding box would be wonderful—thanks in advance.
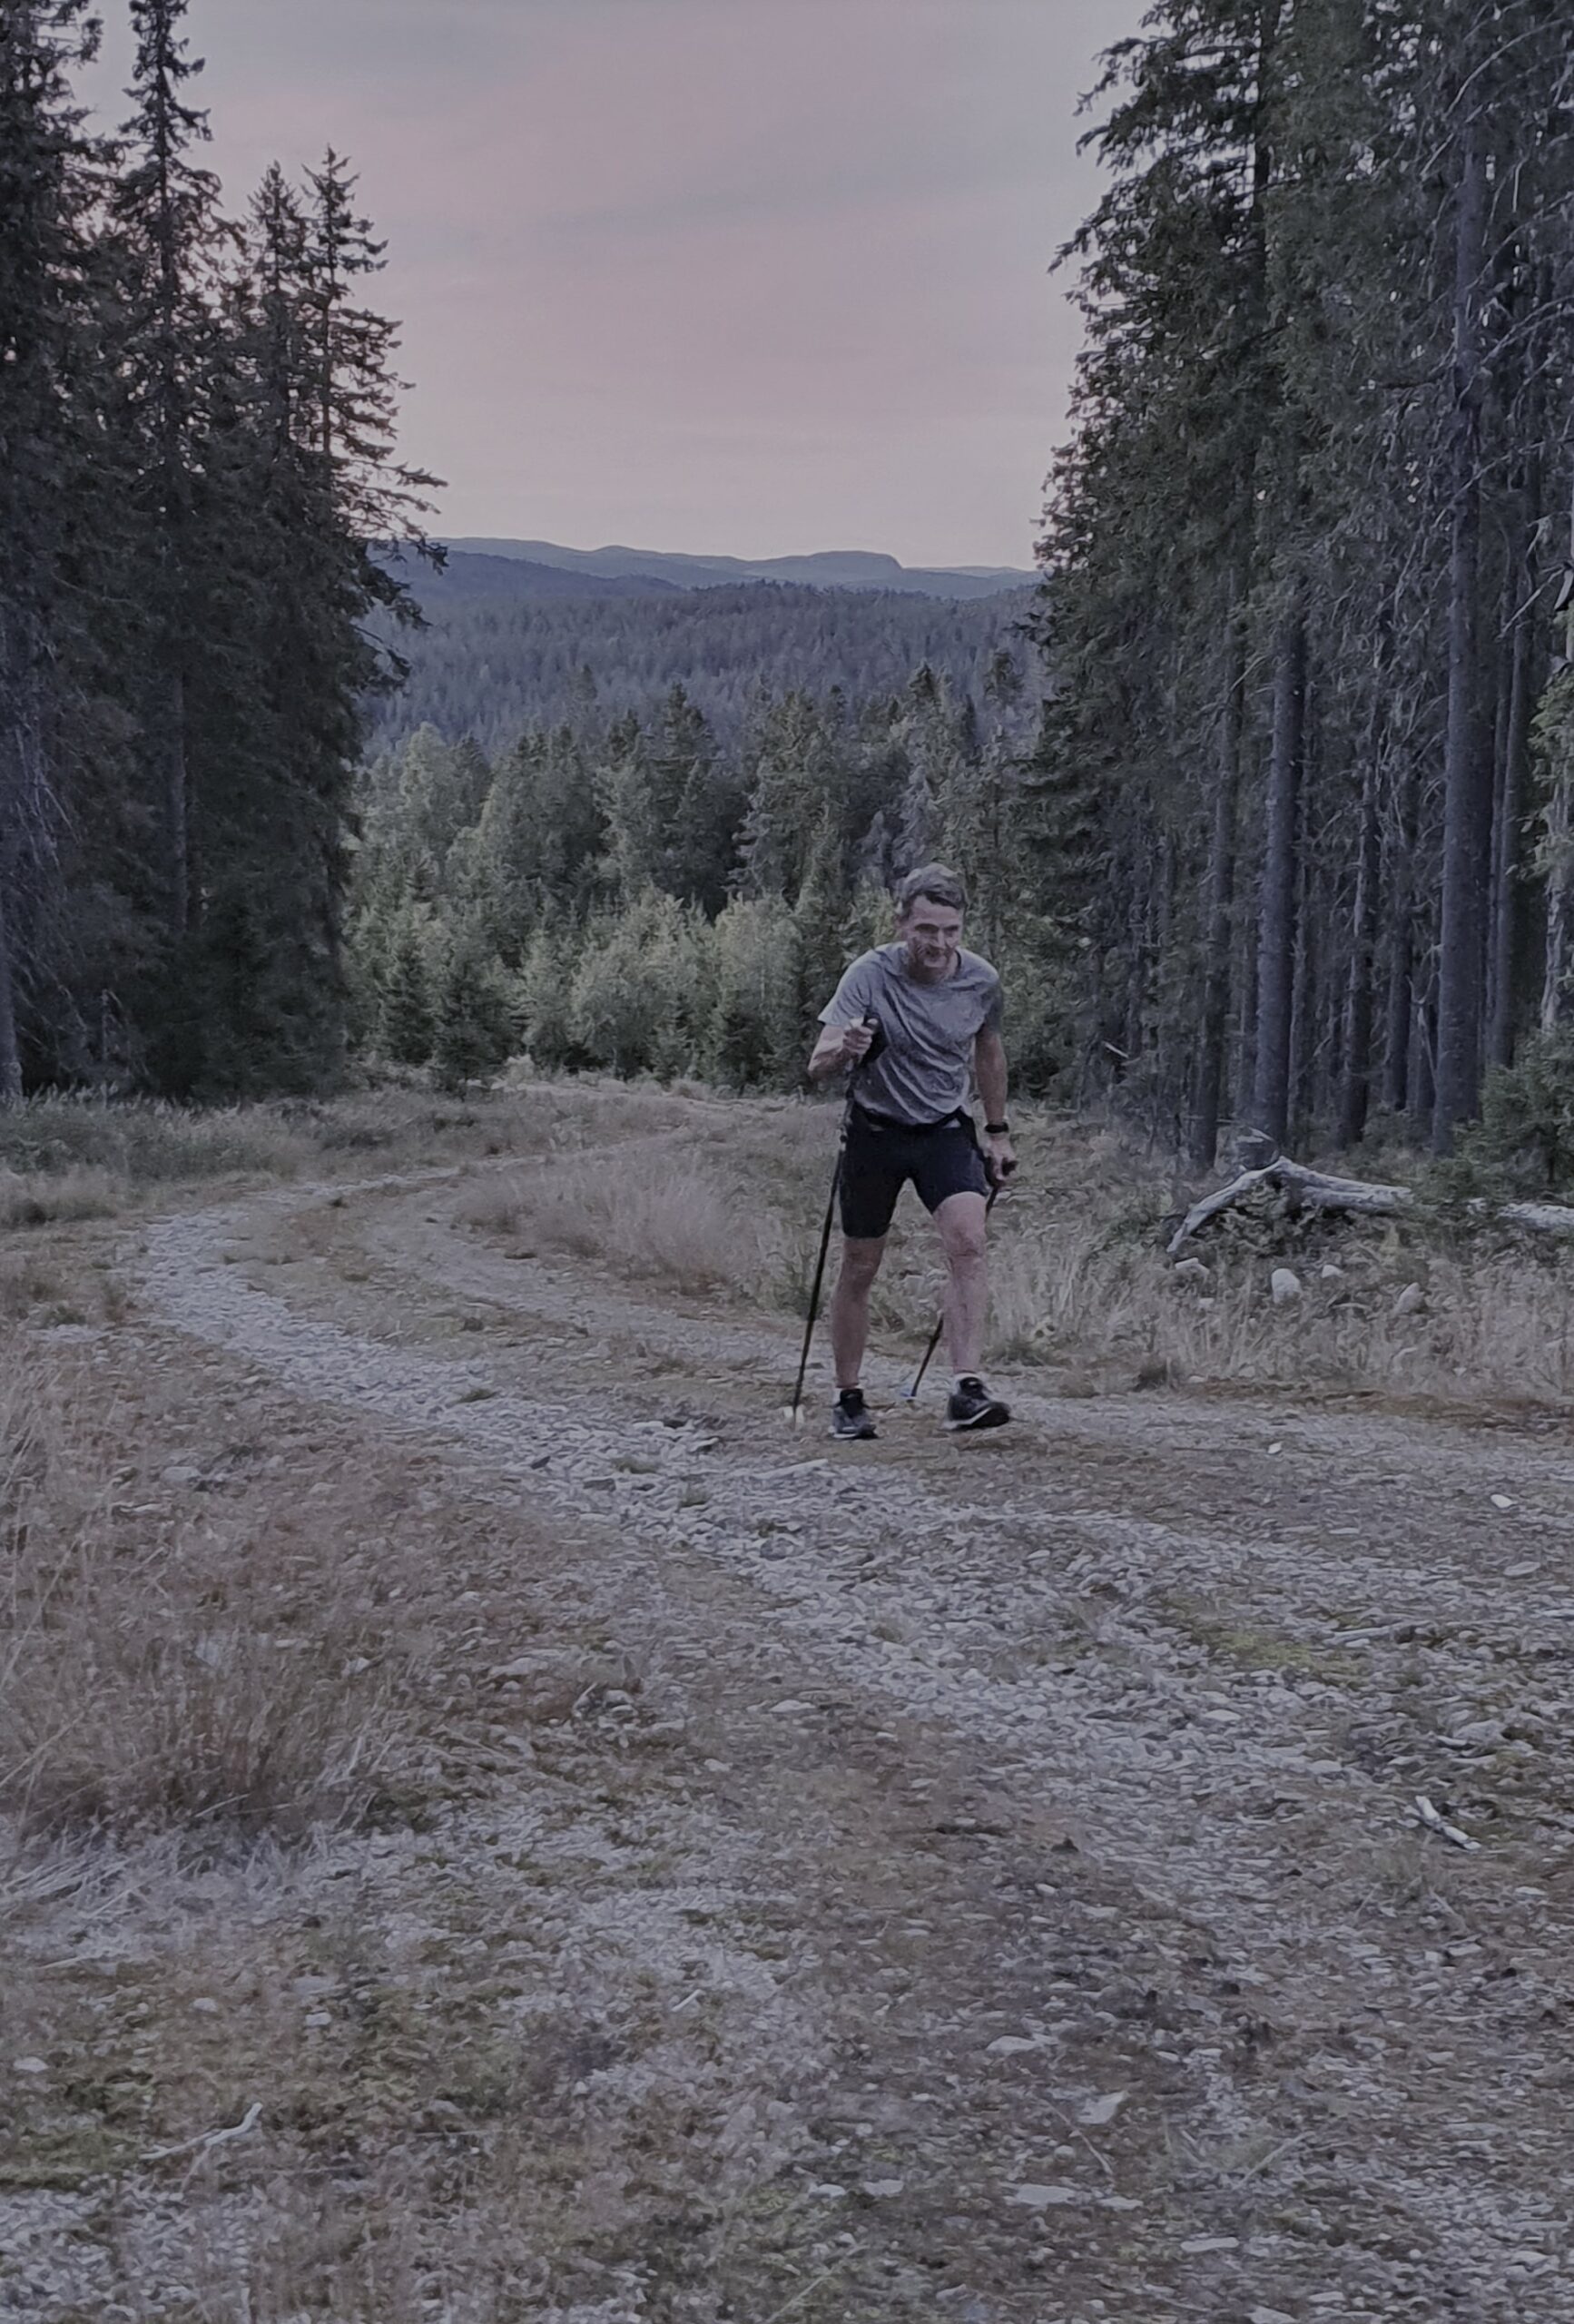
[819,943,1004,1126]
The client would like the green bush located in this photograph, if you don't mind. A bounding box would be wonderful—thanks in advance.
[1441,1029,1574,1201]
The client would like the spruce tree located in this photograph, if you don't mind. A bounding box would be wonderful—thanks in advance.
[433,938,512,1089]
[113,0,223,953]
[0,0,114,1098]
[379,909,436,1066]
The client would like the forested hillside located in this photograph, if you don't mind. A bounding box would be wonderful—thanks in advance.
[0,0,429,1099]
[349,655,1063,1093]
[1035,0,1574,1163]
[368,570,1030,753]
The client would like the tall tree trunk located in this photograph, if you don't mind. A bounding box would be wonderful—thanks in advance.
[0,877,21,1105]
[1288,846,1313,1142]
[1187,613,1247,1166]
[1251,601,1306,1144]
[1431,103,1490,1153]
[1541,472,1574,1031]
[166,664,190,937]
[1338,698,1386,1145]
[0,606,46,1105]
[1409,980,1437,1133]
[1381,745,1422,1112]
[1488,565,1536,1068]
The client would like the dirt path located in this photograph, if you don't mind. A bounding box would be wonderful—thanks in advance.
[122,1139,1574,2321]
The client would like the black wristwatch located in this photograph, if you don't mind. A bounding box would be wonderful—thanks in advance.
[985,1120,1010,1136]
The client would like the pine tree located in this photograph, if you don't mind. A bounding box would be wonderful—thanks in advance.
[112,0,223,952]
[515,913,580,1070]
[0,0,115,1099]
[379,908,436,1066]
[192,153,436,1093]
[433,938,512,1089]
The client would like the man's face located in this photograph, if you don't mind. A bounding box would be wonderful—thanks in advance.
[900,897,964,980]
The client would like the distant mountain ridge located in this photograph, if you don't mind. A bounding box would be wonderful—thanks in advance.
[381,547,676,603]
[443,537,1034,602]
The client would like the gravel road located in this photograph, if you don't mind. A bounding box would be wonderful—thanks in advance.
[124,1146,1574,2322]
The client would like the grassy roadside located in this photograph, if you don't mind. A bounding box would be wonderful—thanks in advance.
[7,1076,1574,1413]
[451,1089,1574,1412]
[0,1279,827,2316]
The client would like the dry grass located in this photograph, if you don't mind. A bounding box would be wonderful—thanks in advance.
[0,1164,123,1227]
[967,1132,1574,1406]
[0,1079,704,1225]
[463,1098,1574,1409]
[0,1094,312,1185]
[459,1147,781,1297]
[0,1341,403,1847]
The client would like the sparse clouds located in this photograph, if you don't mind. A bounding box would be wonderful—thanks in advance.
[87,0,1140,566]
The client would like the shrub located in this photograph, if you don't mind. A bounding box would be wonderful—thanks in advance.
[1439,1028,1574,1200]
[0,1094,309,1185]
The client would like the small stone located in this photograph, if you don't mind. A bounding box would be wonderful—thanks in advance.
[1182,2235,1240,2254]
[1250,2309,1296,2324]
[861,2178,905,2199]
[770,1699,813,1715]
[1173,1257,1211,1285]
[1006,2182,1081,2209]
[985,2035,1041,2056]
[190,1998,220,2016]
[13,2058,46,2076]
[161,1462,202,1485]
[1392,1281,1425,1316]
[1270,1267,1302,1305]
[1490,1492,1516,1512]
[303,2010,331,2029]
[1319,1262,1345,1280]
[1079,2091,1127,2125]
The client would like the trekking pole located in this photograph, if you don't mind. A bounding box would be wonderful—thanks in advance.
[787,1131,845,1430]
[786,1020,880,1430]
[900,1175,1006,1405]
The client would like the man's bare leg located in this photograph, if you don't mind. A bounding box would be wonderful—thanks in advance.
[829,1235,887,1390]
[935,1192,989,1376]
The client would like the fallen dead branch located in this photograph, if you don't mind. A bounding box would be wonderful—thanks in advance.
[143,2099,263,2167]
[1167,1152,1574,1256]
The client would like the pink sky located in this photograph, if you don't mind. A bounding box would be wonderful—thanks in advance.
[87,0,1143,569]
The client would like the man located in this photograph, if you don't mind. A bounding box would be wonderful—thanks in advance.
[807,863,1018,1441]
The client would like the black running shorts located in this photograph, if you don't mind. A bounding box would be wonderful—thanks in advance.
[839,1106,989,1241]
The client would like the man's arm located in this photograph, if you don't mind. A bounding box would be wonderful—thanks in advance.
[974,1028,1017,1183]
[808,1018,875,1084]
[808,960,877,1083]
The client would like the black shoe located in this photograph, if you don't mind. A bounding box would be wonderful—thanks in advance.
[946,1376,1010,1432]
[830,1388,878,1442]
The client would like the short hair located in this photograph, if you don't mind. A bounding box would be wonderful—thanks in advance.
[896,863,967,918]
